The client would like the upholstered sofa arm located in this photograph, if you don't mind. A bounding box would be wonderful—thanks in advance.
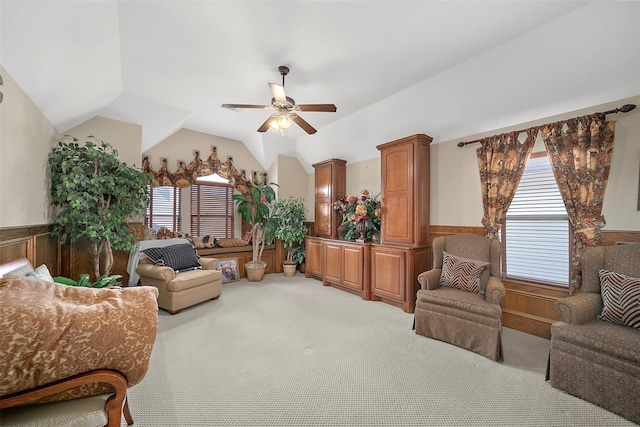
[484,276,506,305]
[0,275,159,403]
[200,257,219,270]
[136,263,176,282]
[555,293,602,324]
[417,269,441,290]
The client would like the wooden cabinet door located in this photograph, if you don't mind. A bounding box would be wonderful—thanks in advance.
[305,238,324,279]
[371,246,406,301]
[342,244,364,291]
[314,163,333,237]
[323,241,342,284]
[312,159,346,239]
[380,144,414,245]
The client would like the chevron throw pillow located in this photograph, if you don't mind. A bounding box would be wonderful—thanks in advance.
[598,269,640,329]
[439,251,489,294]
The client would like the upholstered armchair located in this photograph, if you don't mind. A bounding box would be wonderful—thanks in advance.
[549,243,640,424]
[415,234,506,361]
[134,238,223,314]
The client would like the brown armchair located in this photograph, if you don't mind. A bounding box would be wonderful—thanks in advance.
[415,234,506,361]
[549,243,640,424]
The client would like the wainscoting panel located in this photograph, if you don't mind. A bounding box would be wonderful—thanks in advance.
[0,225,59,275]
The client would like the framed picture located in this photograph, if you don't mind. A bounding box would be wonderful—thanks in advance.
[217,259,239,283]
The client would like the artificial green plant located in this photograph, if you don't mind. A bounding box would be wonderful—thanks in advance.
[232,173,278,268]
[49,135,151,278]
[273,197,308,264]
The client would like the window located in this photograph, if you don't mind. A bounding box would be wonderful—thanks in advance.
[145,186,181,232]
[190,183,235,238]
[501,153,569,286]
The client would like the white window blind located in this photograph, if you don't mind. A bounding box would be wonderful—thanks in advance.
[503,155,569,286]
[145,186,181,232]
[190,184,234,238]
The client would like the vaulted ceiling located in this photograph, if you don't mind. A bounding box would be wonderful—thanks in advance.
[3,1,637,171]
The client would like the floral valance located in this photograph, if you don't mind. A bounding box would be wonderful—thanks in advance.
[142,147,262,194]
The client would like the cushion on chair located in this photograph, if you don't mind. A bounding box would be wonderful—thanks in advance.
[417,286,502,320]
[551,319,640,366]
[166,268,223,292]
[142,243,202,272]
[597,269,640,329]
[439,251,488,294]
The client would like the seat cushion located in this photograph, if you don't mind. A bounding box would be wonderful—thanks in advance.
[417,286,501,320]
[167,269,222,292]
[551,319,640,365]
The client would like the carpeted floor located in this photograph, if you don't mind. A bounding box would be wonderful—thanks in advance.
[124,273,634,426]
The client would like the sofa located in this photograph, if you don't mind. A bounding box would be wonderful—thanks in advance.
[548,243,640,424]
[133,238,223,314]
[0,258,159,426]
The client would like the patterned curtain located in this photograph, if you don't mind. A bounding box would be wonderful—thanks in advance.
[541,115,616,294]
[477,129,537,239]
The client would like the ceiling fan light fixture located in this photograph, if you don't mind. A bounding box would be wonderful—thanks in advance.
[278,113,292,129]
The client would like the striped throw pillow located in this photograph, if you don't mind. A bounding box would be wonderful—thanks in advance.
[598,269,640,329]
[439,251,489,294]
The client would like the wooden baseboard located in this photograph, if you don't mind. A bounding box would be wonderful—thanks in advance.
[503,309,553,339]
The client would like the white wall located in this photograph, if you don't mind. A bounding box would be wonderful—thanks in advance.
[0,66,58,227]
[313,96,640,231]
[65,117,142,168]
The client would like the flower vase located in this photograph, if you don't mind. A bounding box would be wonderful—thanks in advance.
[355,222,367,243]
[337,222,349,240]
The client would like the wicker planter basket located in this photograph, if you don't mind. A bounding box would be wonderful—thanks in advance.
[246,261,266,282]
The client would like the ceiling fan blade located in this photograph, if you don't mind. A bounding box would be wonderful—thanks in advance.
[257,116,275,133]
[291,114,317,134]
[221,103,271,109]
[269,83,287,104]
[297,104,337,112]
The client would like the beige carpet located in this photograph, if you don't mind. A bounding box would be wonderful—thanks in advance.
[124,273,634,426]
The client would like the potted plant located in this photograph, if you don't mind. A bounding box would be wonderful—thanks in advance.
[290,245,306,273]
[49,135,151,279]
[232,173,278,281]
[273,197,308,277]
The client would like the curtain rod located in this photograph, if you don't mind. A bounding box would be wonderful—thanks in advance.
[457,103,636,148]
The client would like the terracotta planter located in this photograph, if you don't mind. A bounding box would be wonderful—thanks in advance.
[283,263,297,277]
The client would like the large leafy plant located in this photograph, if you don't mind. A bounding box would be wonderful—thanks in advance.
[273,197,308,264]
[232,173,278,267]
[49,136,151,278]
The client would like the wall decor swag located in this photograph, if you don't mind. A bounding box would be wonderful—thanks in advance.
[142,146,262,194]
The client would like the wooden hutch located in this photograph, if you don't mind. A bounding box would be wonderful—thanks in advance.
[306,134,431,313]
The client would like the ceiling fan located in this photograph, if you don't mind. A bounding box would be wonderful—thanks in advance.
[221,65,337,135]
